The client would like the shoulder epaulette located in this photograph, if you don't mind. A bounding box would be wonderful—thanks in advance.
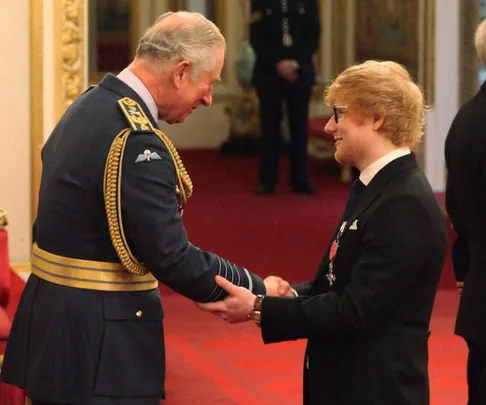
[118,97,155,133]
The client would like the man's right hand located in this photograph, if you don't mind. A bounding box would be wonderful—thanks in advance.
[264,275,295,297]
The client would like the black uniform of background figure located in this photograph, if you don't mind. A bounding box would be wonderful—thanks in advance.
[250,0,321,194]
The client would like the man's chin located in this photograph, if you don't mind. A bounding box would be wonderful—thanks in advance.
[166,117,185,125]
[334,151,350,165]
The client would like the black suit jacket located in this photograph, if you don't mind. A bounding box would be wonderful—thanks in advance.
[445,81,486,343]
[260,155,447,405]
[1,74,265,403]
[250,0,321,88]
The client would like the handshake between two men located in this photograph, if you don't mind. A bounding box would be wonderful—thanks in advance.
[196,275,294,324]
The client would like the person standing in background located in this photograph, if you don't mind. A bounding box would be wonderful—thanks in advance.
[250,0,321,194]
[445,18,486,405]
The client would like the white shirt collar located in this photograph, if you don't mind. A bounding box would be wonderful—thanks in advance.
[117,69,158,122]
[359,147,411,186]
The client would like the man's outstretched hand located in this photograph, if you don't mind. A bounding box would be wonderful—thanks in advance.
[264,275,295,297]
[196,275,256,324]
[195,275,295,324]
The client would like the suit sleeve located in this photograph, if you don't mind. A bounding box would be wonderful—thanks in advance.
[119,133,265,302]
[260,196,440,343]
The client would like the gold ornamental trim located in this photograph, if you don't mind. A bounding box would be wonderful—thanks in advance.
[30,0,44,221]
[118,97,156,133]
[104,128,147,275]
[55,0,86,120]
[104,107,193,276]
[31,243,158,292]
[0,209,7,230]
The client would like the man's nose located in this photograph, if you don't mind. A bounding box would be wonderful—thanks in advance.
[324,117,336,134]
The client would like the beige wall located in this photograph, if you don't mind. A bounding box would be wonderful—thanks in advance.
[160,103,229,148]
[0,0,31,261]
[424,0,460,192]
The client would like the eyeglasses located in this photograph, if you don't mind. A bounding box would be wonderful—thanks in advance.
[333,105,348,123]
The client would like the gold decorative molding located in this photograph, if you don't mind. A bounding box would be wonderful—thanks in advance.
[54,0,85,121]
[0,209,7,230]
[224,89,260,136]
[355,0,435,106]
[9,261,32,273]
[418,0,435,107]
[30,0,43,223]
[330,0,350,80]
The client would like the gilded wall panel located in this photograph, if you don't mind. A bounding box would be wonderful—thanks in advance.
[355,0,434,105]
[30,0,44,220]
[55,0,86,119]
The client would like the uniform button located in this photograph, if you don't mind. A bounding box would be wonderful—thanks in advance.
[136,310,143,319]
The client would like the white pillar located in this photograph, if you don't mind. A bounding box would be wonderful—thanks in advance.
[424,0,460,192]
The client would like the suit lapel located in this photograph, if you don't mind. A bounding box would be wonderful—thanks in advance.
[313,154,419,286]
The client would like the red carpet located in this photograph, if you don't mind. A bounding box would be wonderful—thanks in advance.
[163,290,467,405]
[0,271,468,405]
[1,272,467,405]
[1,151,464,404]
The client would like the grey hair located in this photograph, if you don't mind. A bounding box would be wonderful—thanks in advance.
[475,19,486,65]
[135,11,226,80]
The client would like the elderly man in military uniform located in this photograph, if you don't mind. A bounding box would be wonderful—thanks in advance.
[250,0,321,194]
[0,11,289,405]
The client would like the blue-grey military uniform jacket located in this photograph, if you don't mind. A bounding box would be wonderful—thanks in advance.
[1,74,266,404]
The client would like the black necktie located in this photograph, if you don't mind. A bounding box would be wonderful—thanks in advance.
[343,179,365,218]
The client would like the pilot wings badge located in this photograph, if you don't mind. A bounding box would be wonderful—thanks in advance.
[135,149,162,163]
